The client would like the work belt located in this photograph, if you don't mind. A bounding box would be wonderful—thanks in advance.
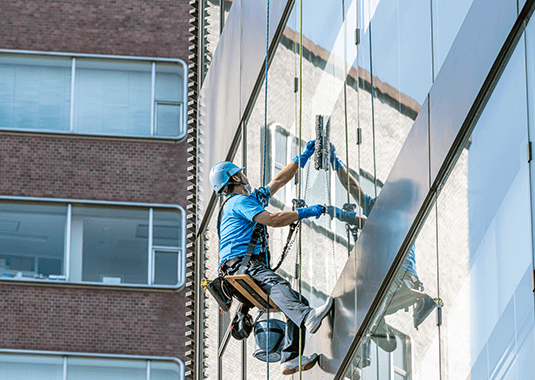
[221,254,266,274]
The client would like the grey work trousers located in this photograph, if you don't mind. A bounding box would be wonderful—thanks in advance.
[226,256,313,363]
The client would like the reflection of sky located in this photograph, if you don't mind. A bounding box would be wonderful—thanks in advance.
[288,0,473,104]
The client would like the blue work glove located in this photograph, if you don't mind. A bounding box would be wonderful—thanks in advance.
[297,204,324,220]
[330,142,345,171]
[293,140,316,168]
[254,186,271,207]
[325,205,356,224]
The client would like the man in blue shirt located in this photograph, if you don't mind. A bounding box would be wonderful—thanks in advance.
[209,140,334,376]
[326,145,436,351]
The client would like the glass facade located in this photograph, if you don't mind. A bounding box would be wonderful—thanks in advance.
[0,199,184,288]
[0,53,186,139]
[198,0,535,378]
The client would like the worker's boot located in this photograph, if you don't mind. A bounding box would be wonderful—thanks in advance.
[304,297,334,334]
[413,294,436,329]
[280,353,319,375]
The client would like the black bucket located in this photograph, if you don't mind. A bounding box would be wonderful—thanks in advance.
[252,319,286,362]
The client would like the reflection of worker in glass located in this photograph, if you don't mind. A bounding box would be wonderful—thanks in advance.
[326,144,436,350]
[209,140,335,376]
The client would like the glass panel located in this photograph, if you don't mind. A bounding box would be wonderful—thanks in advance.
[370,0,432,184]
[71,205,149,284]
[438,36,534,380]
[154,250,179,285]
[0,354,63,380]
[0,54,71,131]
[431,0,475,79]
[204,0,221,80]
[0,202,67,280]
[151,361,181,380]
[155,63,183,102]
[66,358,146,380]
[153,209,181,247]
[155,103,182,137]
[223,0,234,30]
[74,59,151,136]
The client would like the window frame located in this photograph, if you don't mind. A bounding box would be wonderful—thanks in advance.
[0,196,186,290]
[0,349,184,380]
[0,49,188,141]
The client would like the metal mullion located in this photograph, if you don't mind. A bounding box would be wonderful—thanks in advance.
[148,208,154,285]
[63,356,67,380]
[70,58,76,132]
[150,62,156,136]
[65,204,72,281]
[147,360,151,380]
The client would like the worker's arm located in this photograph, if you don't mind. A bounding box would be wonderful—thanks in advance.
[336,166,367,207]
[331,144,367,207]
[268,140,315,196]
[253,204,324,227]
[325,205,367,228]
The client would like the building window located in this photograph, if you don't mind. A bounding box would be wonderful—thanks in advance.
[0,351,183,380]
[0,198,185,288]
[0,52,187,139]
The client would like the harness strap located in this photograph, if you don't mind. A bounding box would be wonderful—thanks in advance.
[217,193,265,275]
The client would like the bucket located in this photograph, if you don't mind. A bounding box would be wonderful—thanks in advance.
[252,319,286,362]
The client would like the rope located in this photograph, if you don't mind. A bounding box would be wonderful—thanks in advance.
[298,0,303,376]
[261,0,270,378]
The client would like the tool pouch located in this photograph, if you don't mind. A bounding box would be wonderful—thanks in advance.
[207,276,233,312]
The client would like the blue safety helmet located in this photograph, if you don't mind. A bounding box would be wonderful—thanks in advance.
[209,161,245,194]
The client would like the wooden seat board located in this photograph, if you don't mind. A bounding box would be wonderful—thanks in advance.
[226,274,280,313]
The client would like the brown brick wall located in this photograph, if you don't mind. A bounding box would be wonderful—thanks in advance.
[0,134,188,206]
[0,285,186,357]
[0,0,192,366]
[0,0,190,59]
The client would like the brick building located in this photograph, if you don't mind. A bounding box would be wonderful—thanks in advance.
[0,1,193,378]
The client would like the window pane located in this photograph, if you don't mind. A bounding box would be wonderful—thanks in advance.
[154,250,179,286]
[151,360,181,380]
[155,63,184,137]
[0,202,67,280]
[156,103,182,137]
[74,59,151,136]
[71,205,149,285]
[153,209,181,247]
[0,354,63,380]
[66,358,146,380]
[274,129,287,165]
[0,54,71,131]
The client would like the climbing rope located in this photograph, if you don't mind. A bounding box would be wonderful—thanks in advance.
[297,0,304,376]
[261,0,271,378]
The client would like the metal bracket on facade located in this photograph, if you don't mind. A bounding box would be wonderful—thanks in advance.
[528,141,532,162]
[355,28,360,45]
[356,127,362,145]
[294,77,299,93]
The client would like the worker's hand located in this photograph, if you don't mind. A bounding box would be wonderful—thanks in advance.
[330,142,345,171]
[297,204,324,220]
[254,186,271,207]
[293,140,316,168]
[325,205,356,224]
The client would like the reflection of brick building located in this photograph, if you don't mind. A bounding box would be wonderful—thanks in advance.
[0,1,191,377]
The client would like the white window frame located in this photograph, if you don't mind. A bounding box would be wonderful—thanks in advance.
[0,349,184,380]
[0,49,188,141]
[0,196,186,290]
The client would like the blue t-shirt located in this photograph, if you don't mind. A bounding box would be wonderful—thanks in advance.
[363,195,418,278]
[218,192,266,267]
